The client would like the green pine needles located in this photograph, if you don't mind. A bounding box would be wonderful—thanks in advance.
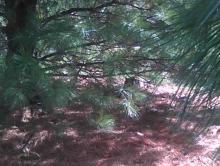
[0,55,74,115]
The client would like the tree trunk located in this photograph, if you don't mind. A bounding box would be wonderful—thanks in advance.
[5,0,37,62]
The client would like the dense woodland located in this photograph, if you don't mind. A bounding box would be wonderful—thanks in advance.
[1,0,220,165]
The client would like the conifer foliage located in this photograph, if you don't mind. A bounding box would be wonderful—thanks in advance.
[168,0,220,121]
[0,0,168,124]
[0,0,74,117]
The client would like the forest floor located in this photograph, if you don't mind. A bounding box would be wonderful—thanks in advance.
[1,84,220,166]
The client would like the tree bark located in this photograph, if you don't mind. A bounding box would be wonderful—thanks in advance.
[5,0,37,62]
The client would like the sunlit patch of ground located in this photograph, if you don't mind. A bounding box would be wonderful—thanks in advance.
[1,84,220,165]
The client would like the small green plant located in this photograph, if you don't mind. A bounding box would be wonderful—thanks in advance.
[89,111,115,131]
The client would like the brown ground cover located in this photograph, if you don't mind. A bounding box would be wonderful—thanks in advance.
[1,85,220,166]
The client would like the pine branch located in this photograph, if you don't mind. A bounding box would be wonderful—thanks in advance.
[38,40,105,61]
[42,0,119,24]
[42,0,152,25]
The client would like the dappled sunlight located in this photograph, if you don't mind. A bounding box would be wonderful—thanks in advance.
[1,84,220,165]
[2,127,25,141]
[64,128,79,137]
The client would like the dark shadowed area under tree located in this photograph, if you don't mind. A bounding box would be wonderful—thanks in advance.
[1,0,220,165]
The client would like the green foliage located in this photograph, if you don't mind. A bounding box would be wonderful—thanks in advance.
[0,55,74,113]
[168,0,220,101]
[89,111,115,131]
[161,0,220,144]
[124,86,147,103]
[3,88,28,111]
[120,88,140,120]
[79,84,117,110]
[0,0,172,126]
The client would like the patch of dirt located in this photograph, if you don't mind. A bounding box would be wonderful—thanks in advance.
[1,87,220,166]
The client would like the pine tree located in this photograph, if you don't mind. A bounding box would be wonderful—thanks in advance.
[0,0,170,126]
[163,0,220,131]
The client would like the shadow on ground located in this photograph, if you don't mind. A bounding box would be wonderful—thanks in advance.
[0,93,214,166]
